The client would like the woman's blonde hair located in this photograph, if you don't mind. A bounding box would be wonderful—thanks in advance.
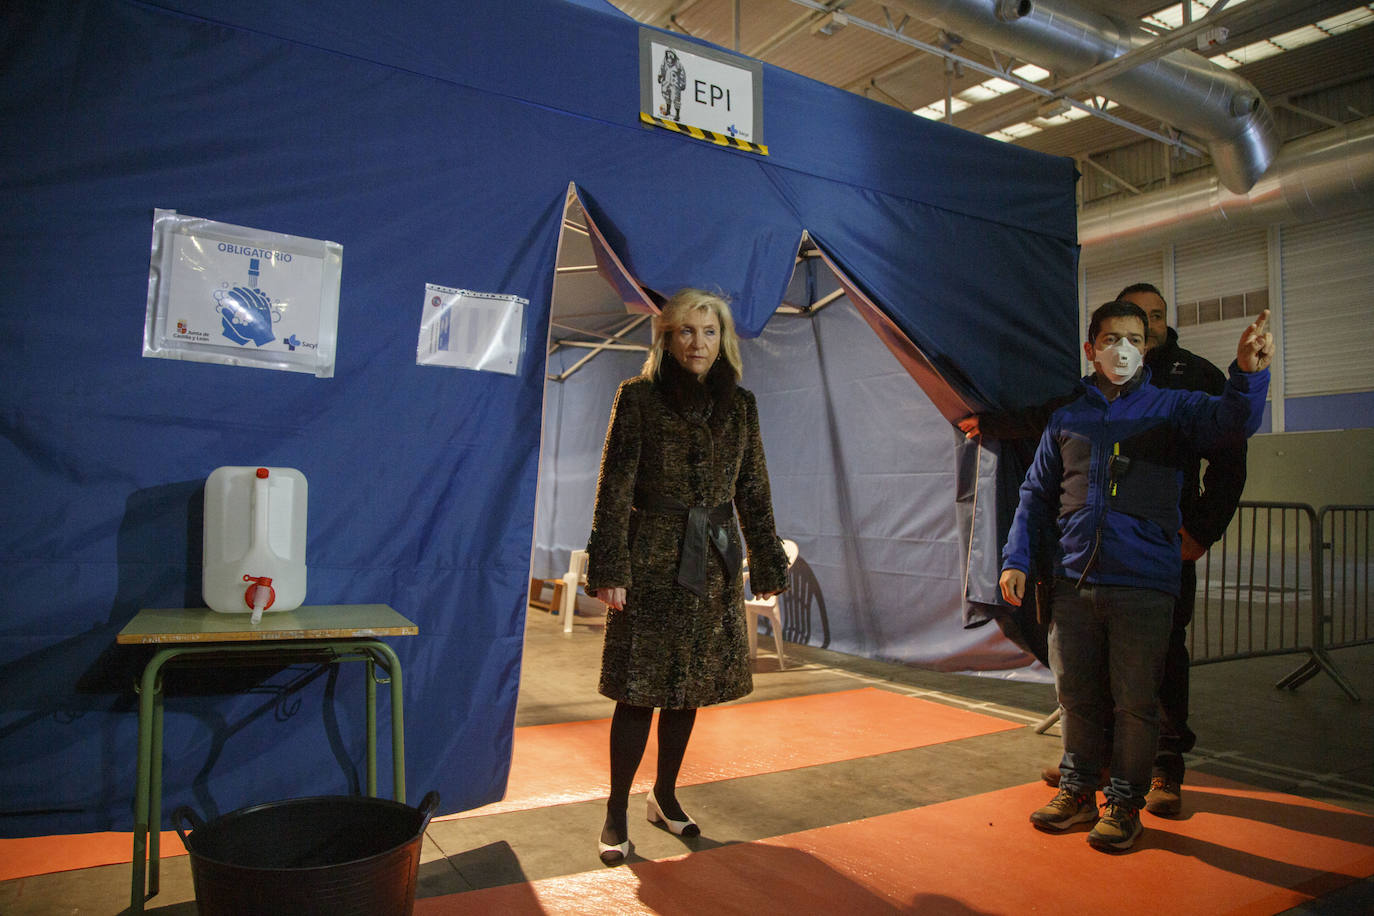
[641,288,743,380]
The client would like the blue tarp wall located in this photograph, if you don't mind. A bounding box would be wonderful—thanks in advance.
[0,0,1078,836]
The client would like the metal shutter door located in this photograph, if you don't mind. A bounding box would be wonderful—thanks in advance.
[1083,248,1165,312]
[1173,228,1269,377]
[1280,209,1374,397]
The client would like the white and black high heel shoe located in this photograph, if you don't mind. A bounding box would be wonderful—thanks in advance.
[646,789,700,837]
[598,817,630,865]
[598,836,629,865]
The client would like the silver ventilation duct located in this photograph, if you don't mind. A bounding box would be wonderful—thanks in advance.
[1079,117,1374,250]
[888,0,1279,193]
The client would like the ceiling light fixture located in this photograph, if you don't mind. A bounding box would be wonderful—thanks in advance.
[1038,97,1072,118]
[811,11,849,37]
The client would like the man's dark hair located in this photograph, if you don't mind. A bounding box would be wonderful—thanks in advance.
[1116,281,1164,302]
[1088,300,1148,344]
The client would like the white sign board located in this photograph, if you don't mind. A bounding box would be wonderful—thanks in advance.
[144,209,341,377]
[639,29,765,152]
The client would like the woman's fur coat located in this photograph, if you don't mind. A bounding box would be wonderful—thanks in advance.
[585,355,789,708]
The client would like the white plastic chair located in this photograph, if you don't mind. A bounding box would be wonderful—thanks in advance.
[744,539,799,668]
[559,549,589,634]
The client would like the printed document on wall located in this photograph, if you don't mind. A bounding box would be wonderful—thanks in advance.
[417,285,526,376]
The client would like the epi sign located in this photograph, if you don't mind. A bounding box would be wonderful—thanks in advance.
[650,41,752,136]
[639,29,765,154]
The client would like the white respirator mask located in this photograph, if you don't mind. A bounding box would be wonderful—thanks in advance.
[1094,339,1143,385]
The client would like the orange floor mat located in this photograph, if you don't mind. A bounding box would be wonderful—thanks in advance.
[451,687,1022,818]
[0,830,185,882]
[417,773,1374,915]
[1,687,1012,881]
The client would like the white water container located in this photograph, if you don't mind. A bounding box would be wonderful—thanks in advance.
[203,466,308,620]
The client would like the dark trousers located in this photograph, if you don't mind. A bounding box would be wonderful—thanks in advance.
[1154,560,1199,782]
[1049,578,1173,809]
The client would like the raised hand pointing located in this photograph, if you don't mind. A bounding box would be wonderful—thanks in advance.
[1236,308,1274,372]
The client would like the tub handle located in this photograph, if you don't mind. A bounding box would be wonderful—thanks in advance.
[172,805,207,847]
[416,790,441,834]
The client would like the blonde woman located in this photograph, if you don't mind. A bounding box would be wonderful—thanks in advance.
[585,288,789,864]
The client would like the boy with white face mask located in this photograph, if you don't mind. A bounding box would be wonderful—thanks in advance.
[962,285,1248,817]
[998,299,1273,852]
[1089,329,1144,388]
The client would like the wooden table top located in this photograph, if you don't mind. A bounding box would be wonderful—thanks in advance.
[116,604,418,644]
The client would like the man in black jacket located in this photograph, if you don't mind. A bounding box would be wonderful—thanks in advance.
[959,282,1248,816]
[1119,282,1248,815]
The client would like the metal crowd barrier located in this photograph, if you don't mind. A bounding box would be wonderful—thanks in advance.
[1192,501,1370,701]
[1321,505,1374,652]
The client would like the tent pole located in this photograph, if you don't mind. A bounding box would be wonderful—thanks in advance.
[550,315,648,382]
[557,342,646,351]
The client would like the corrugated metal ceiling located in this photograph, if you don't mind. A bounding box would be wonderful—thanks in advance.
[607,0,1374,179]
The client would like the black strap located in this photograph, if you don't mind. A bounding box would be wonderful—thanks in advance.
[635,496,741,599]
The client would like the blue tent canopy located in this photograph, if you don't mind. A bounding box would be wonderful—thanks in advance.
[0,0,1077,835]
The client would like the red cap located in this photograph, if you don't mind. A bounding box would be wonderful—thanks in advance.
[256,467,270,478]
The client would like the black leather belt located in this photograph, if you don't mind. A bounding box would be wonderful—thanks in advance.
[635,496,741,599]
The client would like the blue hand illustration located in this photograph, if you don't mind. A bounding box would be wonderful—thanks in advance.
[216,286,276,347]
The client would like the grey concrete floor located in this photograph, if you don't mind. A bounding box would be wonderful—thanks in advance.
[4,609,1372,915]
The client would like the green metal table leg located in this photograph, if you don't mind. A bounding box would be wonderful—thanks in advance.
[131,648,175,915]
[131,674,152,913]
[149,678,164,897]
[391,653,405,804]
[367,642,406,803]
[365,656,377,797]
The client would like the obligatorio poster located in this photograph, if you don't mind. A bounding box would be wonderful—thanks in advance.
[144,209,342,377]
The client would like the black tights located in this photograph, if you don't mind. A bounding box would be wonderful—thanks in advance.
[602,702,697,843]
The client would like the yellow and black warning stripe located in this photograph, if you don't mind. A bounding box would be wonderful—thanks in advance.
[639,112,769,156]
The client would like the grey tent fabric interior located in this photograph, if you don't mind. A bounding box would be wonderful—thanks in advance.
[534,266,1046,679]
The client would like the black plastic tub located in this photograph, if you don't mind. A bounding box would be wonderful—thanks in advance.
[174,791,439,916]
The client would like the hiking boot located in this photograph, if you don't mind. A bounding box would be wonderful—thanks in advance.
[1030,788,1098,831]
[1041,764,1111,789]
[1145,776,1182,817]
[1088,801,1143,851]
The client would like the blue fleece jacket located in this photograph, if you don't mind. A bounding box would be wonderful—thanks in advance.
[1001,362,1269,597]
